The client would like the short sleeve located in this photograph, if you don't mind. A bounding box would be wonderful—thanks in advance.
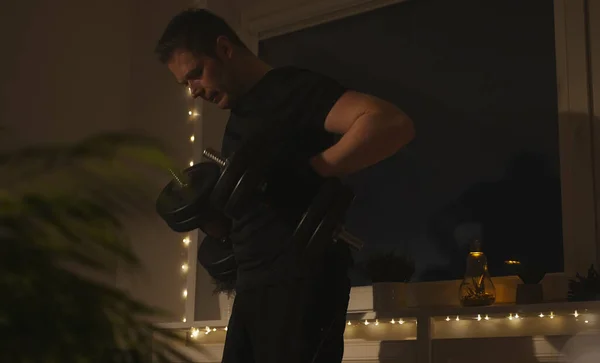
[292,69,349,132]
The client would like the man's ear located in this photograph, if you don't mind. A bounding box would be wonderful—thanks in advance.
[215,36,234,60]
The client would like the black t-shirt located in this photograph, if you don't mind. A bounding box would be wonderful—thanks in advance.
[220,66,348,290]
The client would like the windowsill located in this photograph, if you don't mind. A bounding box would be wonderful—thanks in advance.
[159,272,594,332]
[347,272,569,312]
[160,273,598,362]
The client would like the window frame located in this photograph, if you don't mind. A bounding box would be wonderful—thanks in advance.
[185,0,599,323]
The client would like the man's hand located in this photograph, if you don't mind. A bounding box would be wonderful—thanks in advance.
[310,90,415,177]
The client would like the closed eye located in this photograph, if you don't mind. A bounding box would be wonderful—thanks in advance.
[185,66,203,82]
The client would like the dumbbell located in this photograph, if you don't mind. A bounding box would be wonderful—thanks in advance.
[155,162,232,238]
[203,146,278,220]
[197,234,237,293]
[294,177,364,255]
[203,148,364,253]
[155,137,273,236]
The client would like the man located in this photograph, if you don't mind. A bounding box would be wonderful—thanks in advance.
[155,8,415,363]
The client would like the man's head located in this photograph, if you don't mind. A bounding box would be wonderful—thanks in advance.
[155,9,269,109]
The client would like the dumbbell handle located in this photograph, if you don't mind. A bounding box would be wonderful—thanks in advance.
[203,148,226,168]
[334,226,364,251]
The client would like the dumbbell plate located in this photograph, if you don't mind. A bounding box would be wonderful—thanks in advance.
[307,183,354,257]
[292,178,341,255]
[165,214,206,233]
[197,235,238,281]
[224,161,268,220]
[156,162,221,231]
[164,210,232,236]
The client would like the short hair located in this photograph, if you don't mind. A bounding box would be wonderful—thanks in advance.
[155,8,248,63]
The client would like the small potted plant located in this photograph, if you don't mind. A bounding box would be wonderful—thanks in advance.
[504,258,546,304]
[360,249,415,312]
[568,264,600,302]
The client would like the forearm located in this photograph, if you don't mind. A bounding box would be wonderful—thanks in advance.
[310,111,415,177]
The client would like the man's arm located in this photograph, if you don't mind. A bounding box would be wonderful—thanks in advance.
[310,90,415,177]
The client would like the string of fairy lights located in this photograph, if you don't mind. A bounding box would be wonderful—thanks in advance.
[180,86,197,323]
[181,235,191,323]
[183,309,594,339]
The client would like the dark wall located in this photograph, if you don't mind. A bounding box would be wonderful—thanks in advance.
[259,0,563,284]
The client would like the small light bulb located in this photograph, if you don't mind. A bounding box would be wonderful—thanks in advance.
[509,314,513,320]
[445,316,450,321]
[182,317,186,323]
[455,316,460,321]
[585,320,589,324]
[550,312,555,319]
[205,326,211,334]
[476,314,482,321]
[515,314,520,319]
[399,319,405,324]
[574,310,579,318]
[188,111,193,116]
[364,320,369,325]
[183,237,191,246]
[212,328,217,331]
[347,321,352,326]
[181,263,189,272]
[190,135,195,142]
[191,328,199,338]
[189,160,194,167]
[485,315,490,320]
[539,313,544,318]
[182,289,188,298]
[375,319,379,326]
[390,319,396,324]
[224,327,228,331]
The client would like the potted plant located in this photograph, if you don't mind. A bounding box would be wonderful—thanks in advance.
[0,132,204,362]
[360,249,415,312]
[568,264,600,302]
[504,258,546,304]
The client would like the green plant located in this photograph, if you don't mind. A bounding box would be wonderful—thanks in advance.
[0,132,204,362]
[361,249,415,283]
[568,264,600,302]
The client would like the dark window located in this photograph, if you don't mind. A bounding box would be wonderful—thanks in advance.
[259,0,563,285]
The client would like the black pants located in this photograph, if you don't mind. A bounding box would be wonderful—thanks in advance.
[221,247,352,363]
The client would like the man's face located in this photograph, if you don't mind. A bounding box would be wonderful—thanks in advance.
[167,43,238,109]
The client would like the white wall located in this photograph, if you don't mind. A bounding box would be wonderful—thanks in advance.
[0,0,133,148]
[0,0,211,322]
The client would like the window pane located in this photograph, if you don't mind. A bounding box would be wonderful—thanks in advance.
[259,0,563,285]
